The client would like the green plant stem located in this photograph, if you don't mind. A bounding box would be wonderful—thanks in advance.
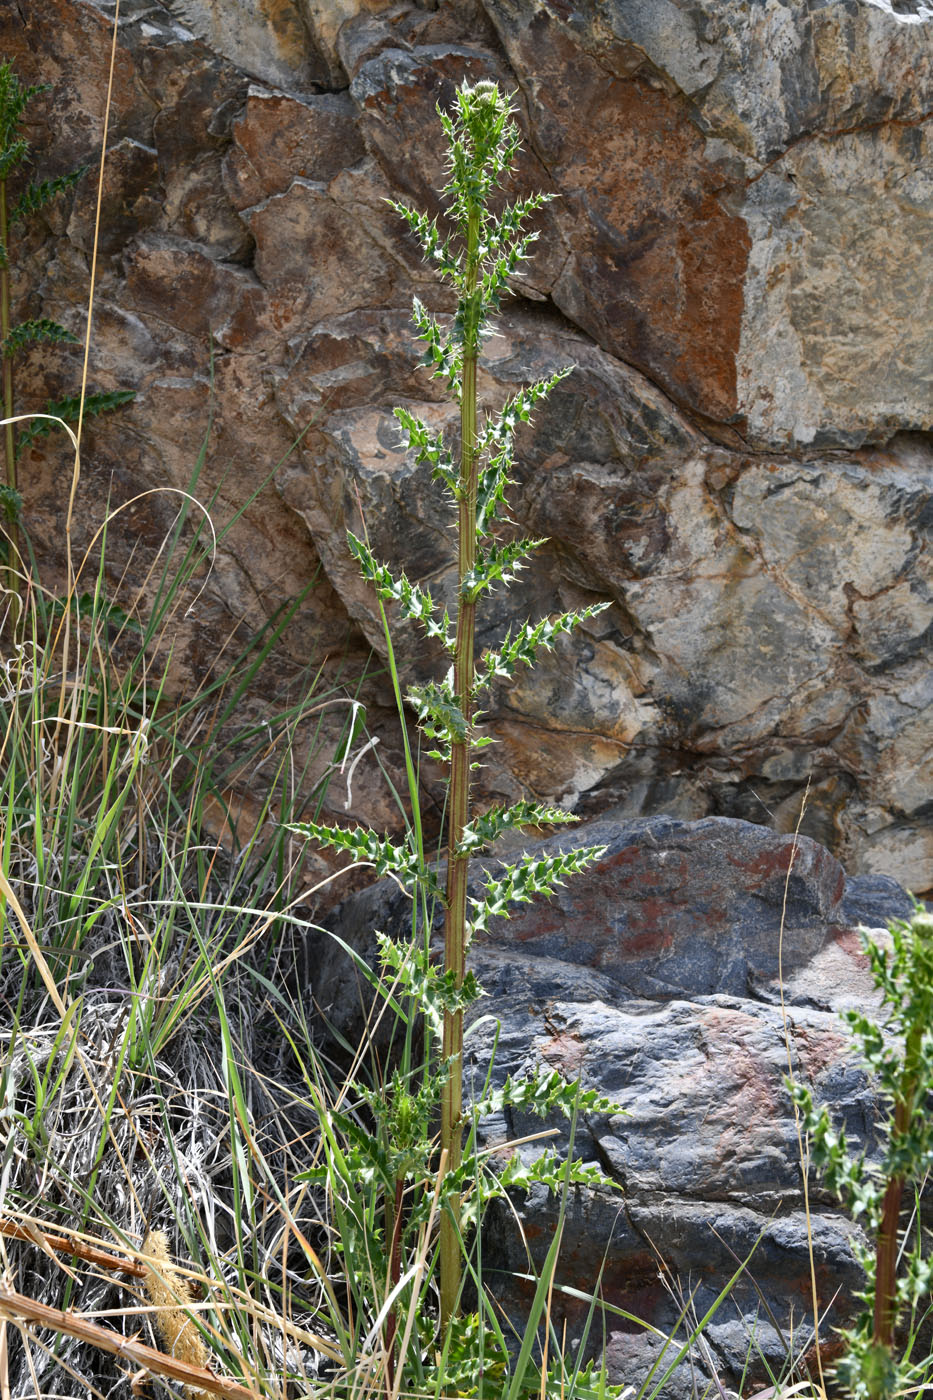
[0,172,13,492]
[385,1174,405,1397]
[872,1021,922,1356]
[0,168,19,598]
[439,204,481,1332]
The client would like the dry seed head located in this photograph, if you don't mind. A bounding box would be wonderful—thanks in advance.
[143,1230,211,1400]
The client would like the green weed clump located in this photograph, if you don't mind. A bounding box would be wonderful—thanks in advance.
[0,56,133,568]
[790,908,933,1400]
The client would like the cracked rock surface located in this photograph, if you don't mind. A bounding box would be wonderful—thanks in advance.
[1,0,930,894]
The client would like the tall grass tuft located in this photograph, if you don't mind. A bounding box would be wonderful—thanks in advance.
[0,394,368,1398]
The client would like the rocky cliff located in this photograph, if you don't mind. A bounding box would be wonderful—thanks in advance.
[1,0,930,895]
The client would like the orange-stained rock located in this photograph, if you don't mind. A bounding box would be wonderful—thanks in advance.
[1,0,931,893]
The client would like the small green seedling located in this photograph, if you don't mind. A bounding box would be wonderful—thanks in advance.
[789,908,933,1400]
[289,79,622,1391]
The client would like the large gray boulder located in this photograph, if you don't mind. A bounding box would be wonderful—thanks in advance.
[315,815,917,1398]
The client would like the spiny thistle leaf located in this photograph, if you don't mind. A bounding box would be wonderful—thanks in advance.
[12,166,87,222]
[347,530,455,652]
[462,536,544,601]
[434,1313,508,1396]
[0,483,22,526]
[16,389,135,453]
[494,368,574,433]
[3,317,78,356]
[787,1080,874,1218]
[0,136,28,180]
[285,818,438,892]
[478,1066,622,1121]
[543,1360,634,1400]
[470,844,607,935]
[475,369,572,533]
[0,63,49,152]
[387,200,460,281]
[486,192,555,252]
[377,935,483,1044]
[476,601,611,694]
[410,295,461,390]
[494,1149,618,1195]
[478,195,554,313]
[407,675,469,761]
[394,404,458,493]
[457,801,579,855]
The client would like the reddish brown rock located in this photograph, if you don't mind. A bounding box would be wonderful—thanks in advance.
[0,0,930,892]
[225,90,365,209]
[482,0,751,426]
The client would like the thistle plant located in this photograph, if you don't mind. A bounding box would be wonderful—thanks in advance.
[0,59,133,560]
[290,79,616,1372]
[789,908,933,1400]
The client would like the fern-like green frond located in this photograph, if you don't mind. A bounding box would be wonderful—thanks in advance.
[3,317,79,356]
[16,390,135,453]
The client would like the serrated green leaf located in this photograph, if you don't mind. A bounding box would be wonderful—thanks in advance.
[0,136,28,179]
[495,1149,618,1195]
[387,199,461,281]
[407,676,468,748]
[3,317,79,357]
[470,844,607,934]
[377,935,483,1045]
[457,800,578,854]
[409,295,462,391]
[0,482,21,525]
[393,405,458,493]
[476,600,611,693]
[12,165,87,222]
[478,1066,623,1121]
[0,63,49,156]
[347,530,456,651]
[462,536,544,600]
[16,389,135,454]
[472,369,573,534]
[285,818,437,892]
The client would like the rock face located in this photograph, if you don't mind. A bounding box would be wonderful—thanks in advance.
[0,0,930,894]
[316,816,918,1397]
